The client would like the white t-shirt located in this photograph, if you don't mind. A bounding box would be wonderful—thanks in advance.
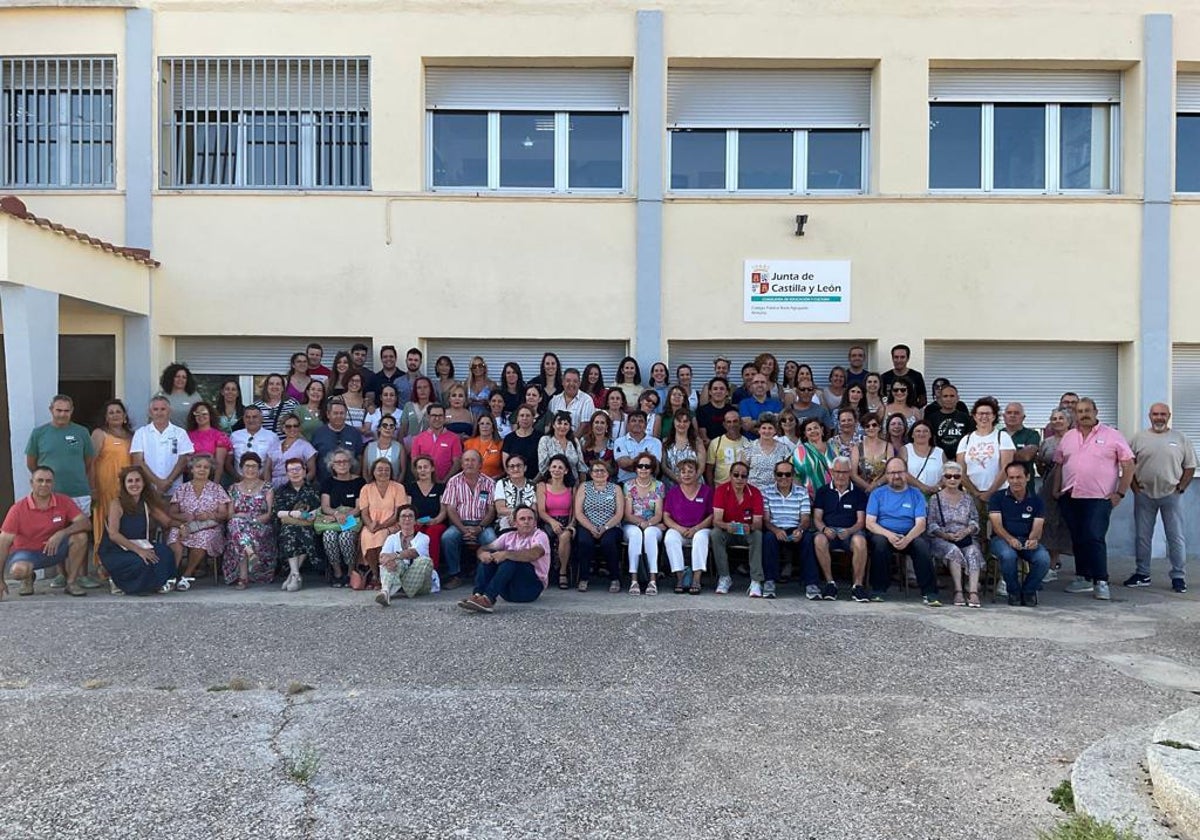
[957,429,1015,491]
[381,530,431,558]
[130,422,195,487]
[230,428,282,477]
[904,443,945,488]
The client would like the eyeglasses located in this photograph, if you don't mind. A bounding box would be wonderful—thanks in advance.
[892,387,907,393]
[943,475,962,481]
[283,423,300,429]
[797,387,814,393]
[636,463,653,470]
[471,363,485,369]
[885,470,907,477]
[731,472,749,479]
[774,471,793,478]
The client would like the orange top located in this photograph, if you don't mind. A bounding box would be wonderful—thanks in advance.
[464,437,504,479]
[357,480,410,551]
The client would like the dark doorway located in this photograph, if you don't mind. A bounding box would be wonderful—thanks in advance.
[0,343,11,511]
[59,334,116,432]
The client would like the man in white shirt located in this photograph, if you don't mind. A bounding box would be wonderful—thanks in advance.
[614,411,663,483]
[230,405,281,479]
[130,395,194,495]
[547,368,597,433]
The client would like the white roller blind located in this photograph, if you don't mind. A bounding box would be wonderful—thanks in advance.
[1178,74,1200,113]
[929,69,1121,103]
[924,341,1118,425]
[667,69,871,128]
[424,339,627,384]
[667,340,868,387]
[175,337,371,375]
[163,57,370,110]
[425,68,630,111]
[1171,345,1200,457]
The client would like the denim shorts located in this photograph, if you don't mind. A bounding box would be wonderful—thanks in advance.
[4,539,70,575]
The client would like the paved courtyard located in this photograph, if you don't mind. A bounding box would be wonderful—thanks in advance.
[1,558,1197,840]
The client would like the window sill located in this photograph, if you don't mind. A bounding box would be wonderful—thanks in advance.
[0,188,121,195]
[153,188,371,196]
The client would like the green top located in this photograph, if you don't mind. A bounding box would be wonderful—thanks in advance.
[25,422,95,497]
[1009,426,1041,477]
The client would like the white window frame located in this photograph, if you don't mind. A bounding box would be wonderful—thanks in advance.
[666,127,869,195]
[929,101,1120,194]
[1,57,116,189]
[426,109,629,194]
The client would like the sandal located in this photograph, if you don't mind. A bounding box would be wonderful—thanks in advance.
[628,581,641,595]
[175,576,194,592]
[608,580,621,594]
[645,580,657,596]
[577,580,589,593]
[160,578,176,593]
[674,577,685,594]
[235,578,248,591]
[968,591,981,608]
[558,574,569,590]
[688,576,702,595]
[953,590,966,607]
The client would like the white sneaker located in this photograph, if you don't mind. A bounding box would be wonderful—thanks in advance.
[1043,568,1059,583]
[1093,581,1111,601]
[748,581,763,598]
[1065,579,1094,594]
[995,579,1008,598]
[285,574,302,593]
[715,576,732,595]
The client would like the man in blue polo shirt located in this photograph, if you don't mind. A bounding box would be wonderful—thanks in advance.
[988,462,1050,606]
[738,373,782,441]
[812,456,869,602]
[865,457,939,605]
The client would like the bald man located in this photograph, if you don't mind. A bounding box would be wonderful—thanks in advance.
[1127,403,1195,593]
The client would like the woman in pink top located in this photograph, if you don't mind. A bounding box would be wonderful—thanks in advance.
[357,458,410,587]
[185,402,232,484]
[537,453,576,589]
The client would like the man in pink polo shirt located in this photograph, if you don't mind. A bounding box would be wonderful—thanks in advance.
[410,404,462,482]
[458,505,549,613]
[1053,397,1133,601]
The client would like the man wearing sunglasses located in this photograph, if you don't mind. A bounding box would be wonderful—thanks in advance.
[762,462,812,600]
[711,464,764,596]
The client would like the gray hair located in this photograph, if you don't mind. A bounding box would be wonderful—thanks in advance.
[831,456,852,471]
[188,453,215,472]
[324,446,358,474]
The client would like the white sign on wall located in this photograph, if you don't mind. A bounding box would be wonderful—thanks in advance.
[744,260,851,323]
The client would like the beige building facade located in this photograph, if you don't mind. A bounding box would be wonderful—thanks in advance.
[1,1,1199,542]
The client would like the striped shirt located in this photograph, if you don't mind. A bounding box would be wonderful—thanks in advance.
[763,483,811,530]
[442,473,496,522]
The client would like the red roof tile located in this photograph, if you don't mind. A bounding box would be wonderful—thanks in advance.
[0,195,160,268]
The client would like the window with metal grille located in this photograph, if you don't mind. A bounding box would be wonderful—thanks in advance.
[160,58,370,189]
[1,57,115,188]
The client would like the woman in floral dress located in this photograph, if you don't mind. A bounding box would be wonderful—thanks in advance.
[223,452,277,587]
[167,454,231,590]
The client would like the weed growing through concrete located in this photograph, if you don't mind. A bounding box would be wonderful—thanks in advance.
[285,681,314,696]
[1049,779,1075,812]
[208,677,253,692]
[1036,814,1142,840]
[81,678,110,690]
[284,745,321,784]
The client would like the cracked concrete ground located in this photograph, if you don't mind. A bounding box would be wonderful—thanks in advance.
[0,556,1197,839]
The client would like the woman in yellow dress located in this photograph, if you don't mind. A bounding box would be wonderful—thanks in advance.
[89,399,134,574]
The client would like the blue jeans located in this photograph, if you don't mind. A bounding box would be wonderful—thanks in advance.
[474,560,543,604]
[1061,494,1113,582]
[440,524,498,578]
[989,537,1050,595]
[762,528,813,584]
[867,533,935,597]
[5,538,69,575]
[1134,491,1187,580]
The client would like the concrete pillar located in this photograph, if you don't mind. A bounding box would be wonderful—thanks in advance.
[1,284,59,501]
[123,314,153,425]
[124,7,154,250]
[635,9,664,368]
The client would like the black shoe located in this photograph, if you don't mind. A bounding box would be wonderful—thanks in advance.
[821,581,838,601]
[851,585,869,603]
[1007,592,1020,607]
[1123,573,1151,588]
[1022,591,1038,607]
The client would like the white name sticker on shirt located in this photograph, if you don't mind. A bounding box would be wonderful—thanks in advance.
[902,502,913,509]
[1021,513,1032,519]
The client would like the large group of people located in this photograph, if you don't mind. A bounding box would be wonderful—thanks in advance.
[2,341,1194,615]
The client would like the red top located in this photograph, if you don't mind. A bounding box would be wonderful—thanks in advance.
[2,493,82,551]
[712,481,764,524]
